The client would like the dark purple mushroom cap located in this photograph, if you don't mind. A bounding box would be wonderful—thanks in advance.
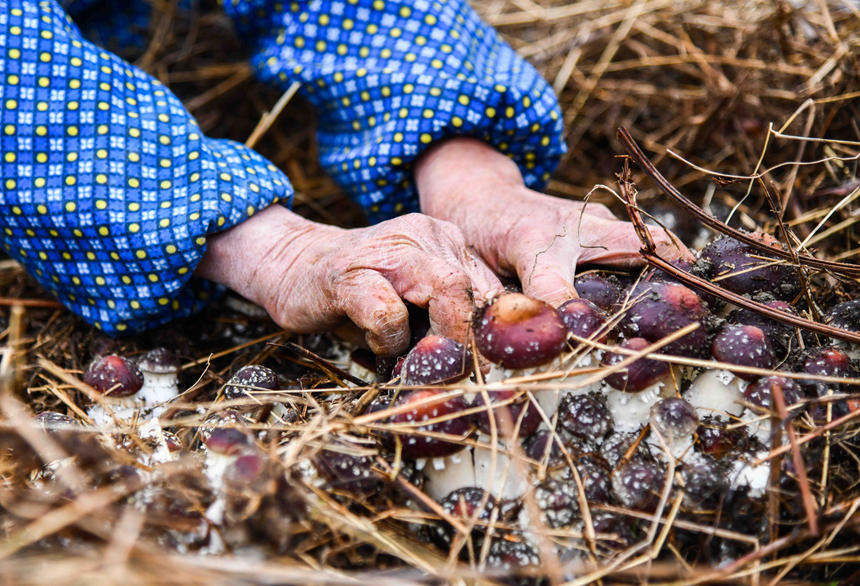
[800,347,854,395]
[744,375,803,410]
[224,452,266,486]
[84,354,144,397]
[612,460,664,511]
[558,393,613,440]
[576,454,612,504]
[224,365,279,399]
[681,457,727,507]
[700,234,800,301]
[372,389,472,459]
[712,325,775,382]
[472,389,542,437]
[695,417,750,459]
[401,335,472,385]
[314,445,381,495]
[441,486,499,521]
[474,293,568,369]
[619,281,710,357]
[205,427,251,455]
[730,300,797,354]
[536,476,579,527]
[137,347,180,374]
[558,298,608,341]
[486,538,540,570]
[650,398,698,439]
[574,273,622,311]
[162,430,183,452]
[602,337,670,392]
[824,300,860,334]
[430,487,499,547]
[523,430,565,466]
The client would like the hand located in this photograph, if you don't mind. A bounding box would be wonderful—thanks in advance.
[416,138,694,307]
[196,205,503,355]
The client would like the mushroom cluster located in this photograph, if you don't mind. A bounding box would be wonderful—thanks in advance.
[355,229,859,570]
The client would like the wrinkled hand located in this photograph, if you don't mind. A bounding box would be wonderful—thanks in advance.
[417,138,694,307]
[196,205,502,355]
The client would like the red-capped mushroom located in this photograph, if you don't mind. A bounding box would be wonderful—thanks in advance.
[474,293,568,369]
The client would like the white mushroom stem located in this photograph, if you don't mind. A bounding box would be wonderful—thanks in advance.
[482,350,603,421]
[422,441,530,500]
[605,382,669,434]
[138,370,179,411]
[87,397,140,428]
[685,369,747,420]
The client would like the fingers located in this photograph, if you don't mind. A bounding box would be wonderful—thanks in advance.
[577,219,692,267]
[456,247,505,306]
[518,250,578,308]
[382,253,478,343]
[336,269,411,356]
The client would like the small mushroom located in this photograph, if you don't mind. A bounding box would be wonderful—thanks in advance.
[430,487,500,547]
[700,233,800,301]
[557,393,613,443]
[371,389,472,459]
[681,457,727,507]
[612,459,664,511]
[712,325,775,382]
[729,299,797,355]
[824,300,860,357]
[83,354,144,425]
[649,397,698,458]
[401,335,472,385]
[619,281,711,358]
[602,338,673,433]
[574,273,622,311]
[602,338,670,393]
[224,365,279,400]
[472,389,542,439]
[558,298,608,341]
[137,347,181,409]
[84,354,143,398]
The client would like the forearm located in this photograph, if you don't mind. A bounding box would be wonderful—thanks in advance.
[195,205,340,309]
[416,138,544,275]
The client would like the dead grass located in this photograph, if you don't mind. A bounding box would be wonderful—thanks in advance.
[1,1,858,584]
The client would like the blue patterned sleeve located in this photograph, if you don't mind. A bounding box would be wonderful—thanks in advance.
[0,1,294,334]
[223,0,567,224]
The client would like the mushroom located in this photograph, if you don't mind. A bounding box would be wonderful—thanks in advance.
[83,354,144,425]
[136,347,181,412]
[574,272,622,311]
[729,299,798,356]
[680,456,727,507]
[371,389,472,460]
[429,487,500,547]
[824,300,860,358]
[700,233,801,301]
[601,338,673,432]
[474,293,568,370]
[649,397,698,458]
[401,335,472,386]
[619,281,711,358]
[612,459,665,511]
[742,375,803,442]
[711,324,776,382]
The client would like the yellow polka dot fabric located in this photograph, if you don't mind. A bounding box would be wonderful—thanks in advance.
[227,0,566,223]
[2,1,293,334]
[2,0,566,334]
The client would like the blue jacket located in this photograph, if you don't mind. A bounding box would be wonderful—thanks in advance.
[0,0,565,333]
